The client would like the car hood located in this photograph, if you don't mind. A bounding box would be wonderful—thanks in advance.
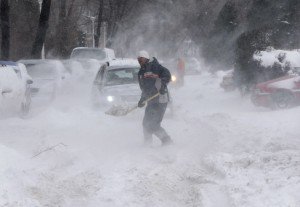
[269,76,300,90]
[102,84,140,96]
[257,75,297,89]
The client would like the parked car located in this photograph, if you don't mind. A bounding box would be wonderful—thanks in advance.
[220,70,236,92]
[18,59,68,101]
[0,61,33,115]
[251,69,300,109]
[70,47,115,71]
[91,59,141,107]
[71,47,115,61]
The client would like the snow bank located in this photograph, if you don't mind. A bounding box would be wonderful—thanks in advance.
[0,144,39,206]
[253,47,300,68]
[0,67,300,206]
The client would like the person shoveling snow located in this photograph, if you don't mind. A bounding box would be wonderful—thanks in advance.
[106,50,173,146]
[137,50,173,146]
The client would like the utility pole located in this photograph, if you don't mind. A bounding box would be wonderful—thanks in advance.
[100,22,107,48]
[38,0,45,59]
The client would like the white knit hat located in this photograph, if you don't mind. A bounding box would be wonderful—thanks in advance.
[138,50,150,59]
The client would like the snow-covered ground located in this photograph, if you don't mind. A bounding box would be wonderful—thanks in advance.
[1,71,300,207]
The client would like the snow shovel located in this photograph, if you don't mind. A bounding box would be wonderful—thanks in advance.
[105,93,160,116]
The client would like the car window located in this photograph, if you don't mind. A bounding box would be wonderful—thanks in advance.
[105,68,139,86]
[71,49,106,60]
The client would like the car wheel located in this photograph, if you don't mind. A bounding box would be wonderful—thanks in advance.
[272,90,294,109]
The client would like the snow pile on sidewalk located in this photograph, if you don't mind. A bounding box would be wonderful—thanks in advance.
[253,47,300,68]
[0,144,39,206]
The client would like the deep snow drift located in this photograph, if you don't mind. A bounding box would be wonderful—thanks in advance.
[0,71,300,207]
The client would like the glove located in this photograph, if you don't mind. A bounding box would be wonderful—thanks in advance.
[159,85,167,95]
[138,98,146,108]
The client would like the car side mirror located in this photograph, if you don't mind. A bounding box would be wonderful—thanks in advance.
[2,88,12,95]
[27,79,33,84]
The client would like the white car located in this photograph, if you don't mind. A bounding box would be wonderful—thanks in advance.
[0,61,33,115]
[70,47,115,61]
[18,59,68,101]
[70,47,115,71]
[91,59,174,116]
[91,59,141,107]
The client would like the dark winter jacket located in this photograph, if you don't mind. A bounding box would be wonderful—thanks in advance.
[138,57,171,104]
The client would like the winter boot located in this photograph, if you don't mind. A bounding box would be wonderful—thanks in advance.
[143,129,153,146]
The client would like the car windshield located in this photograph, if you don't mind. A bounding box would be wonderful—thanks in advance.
[71,49,106,60]
[105,68,139,86]
[25,63,57,79]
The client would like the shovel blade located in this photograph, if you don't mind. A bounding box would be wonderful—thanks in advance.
[105,104,137,116]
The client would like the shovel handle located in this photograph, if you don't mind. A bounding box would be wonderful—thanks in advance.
[125,93,160,115]
[126,93,160,114]
[142,93,160,104]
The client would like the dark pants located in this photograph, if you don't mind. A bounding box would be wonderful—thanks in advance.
[143,102,171,144]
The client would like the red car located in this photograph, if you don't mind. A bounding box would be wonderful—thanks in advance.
[251,74,300,109]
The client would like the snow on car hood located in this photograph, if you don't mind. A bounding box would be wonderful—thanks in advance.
[268,76,300,90]
[102,83,141,97]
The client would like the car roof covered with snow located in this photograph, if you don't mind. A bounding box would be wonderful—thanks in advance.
[70,47,115,60]
[18,59,62,65]
[0,61,18,66]
[106,58,139,69]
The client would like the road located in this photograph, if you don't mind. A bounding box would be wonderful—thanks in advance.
[0,72,299,207]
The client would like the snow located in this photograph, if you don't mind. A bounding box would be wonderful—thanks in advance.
[0,66,24,114]
[108,58,139,67]
[0,65,300,206]
[253,47,300,68]
[269,76,300,90]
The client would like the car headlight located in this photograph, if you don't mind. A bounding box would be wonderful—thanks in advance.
[171,75,177,82]
[106,95,114,102]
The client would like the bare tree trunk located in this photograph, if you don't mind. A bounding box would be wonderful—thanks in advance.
[95,0,104,48]
[0,0,10,60]
[57,0,67,57]
[31,0,52,59]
